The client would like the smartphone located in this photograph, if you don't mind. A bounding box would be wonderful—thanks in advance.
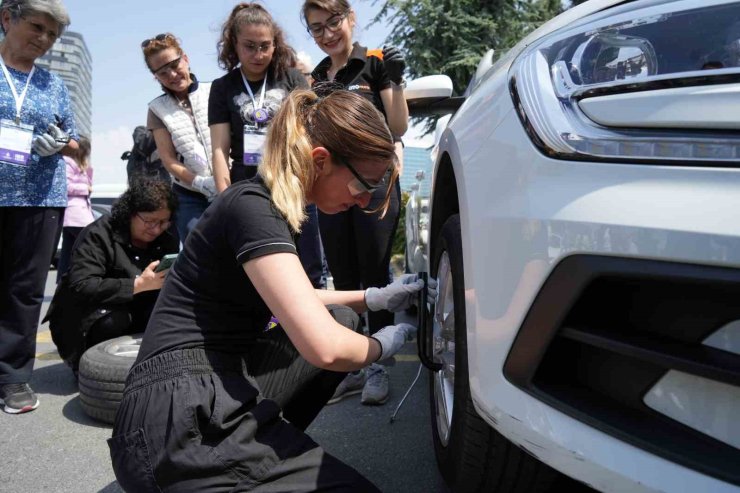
[154,253,178,273]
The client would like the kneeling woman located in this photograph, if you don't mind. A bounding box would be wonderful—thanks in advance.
[46,180,178,373]
[108,90,423,492]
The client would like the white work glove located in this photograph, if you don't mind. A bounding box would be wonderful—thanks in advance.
[192,175,217,199]
[365,273,425,312]
[33,124,69,157]
[370,323,417,361]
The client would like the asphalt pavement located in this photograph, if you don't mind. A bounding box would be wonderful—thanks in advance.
[0,272,449,493]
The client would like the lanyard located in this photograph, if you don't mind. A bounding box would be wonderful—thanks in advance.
[0,57,35,125]
[240,69,266,114]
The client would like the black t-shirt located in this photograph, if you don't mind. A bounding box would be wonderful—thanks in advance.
[208,67,308,170]
[311,42,392,118]
[136,177,298,363]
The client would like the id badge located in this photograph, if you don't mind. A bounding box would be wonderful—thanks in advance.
[0,119,34,166]
[243,124,266,165]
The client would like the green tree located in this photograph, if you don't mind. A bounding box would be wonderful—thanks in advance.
[372,0,562,95]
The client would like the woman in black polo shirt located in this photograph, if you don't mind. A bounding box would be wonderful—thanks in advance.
[302,0,410,406]
[108,90,425,492]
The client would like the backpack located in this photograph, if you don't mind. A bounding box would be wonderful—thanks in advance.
[121,125,170,185]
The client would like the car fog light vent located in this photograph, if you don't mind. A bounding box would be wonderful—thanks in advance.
[644,320,740,450]
[511,1,740,165]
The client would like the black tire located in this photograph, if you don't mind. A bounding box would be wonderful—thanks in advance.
[429,214,556,492]
[78,333,142,425]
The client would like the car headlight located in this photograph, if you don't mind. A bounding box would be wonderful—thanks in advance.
[510,0,740,164]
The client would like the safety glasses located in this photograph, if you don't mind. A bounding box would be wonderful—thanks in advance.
[151,56,182,77]
[334,153,388,197]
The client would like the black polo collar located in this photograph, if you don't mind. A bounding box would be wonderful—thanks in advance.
[311,42,367,81]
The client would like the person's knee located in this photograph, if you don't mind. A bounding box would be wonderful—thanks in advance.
[325,304,360,333]
[87,309,132,347]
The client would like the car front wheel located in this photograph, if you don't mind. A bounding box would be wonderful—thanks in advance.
[429,214,556,492]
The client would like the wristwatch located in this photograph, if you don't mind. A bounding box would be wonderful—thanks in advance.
[392,78,407,89]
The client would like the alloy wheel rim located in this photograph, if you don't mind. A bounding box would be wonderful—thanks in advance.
[433,250,456,447]
[104,337,142,358]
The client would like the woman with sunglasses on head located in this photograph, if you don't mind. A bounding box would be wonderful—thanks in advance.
[45,179,178,378]
[109,90,425,492]
[141,33,215,241]
[0,0,78,415]
[302,0,409,406]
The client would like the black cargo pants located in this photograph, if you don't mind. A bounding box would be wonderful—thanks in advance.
[108,305,380,492]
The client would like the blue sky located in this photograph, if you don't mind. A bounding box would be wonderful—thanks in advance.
[59,0,425,184]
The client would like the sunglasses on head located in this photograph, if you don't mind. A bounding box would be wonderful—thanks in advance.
[141,33,173,49]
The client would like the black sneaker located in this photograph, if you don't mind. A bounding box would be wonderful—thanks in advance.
[0,383,40,414]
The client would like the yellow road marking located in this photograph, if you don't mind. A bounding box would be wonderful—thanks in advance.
[395,354,419,362]
[36,331,52,343]
[36,351,61,361]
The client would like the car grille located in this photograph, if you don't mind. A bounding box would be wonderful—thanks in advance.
[503,254,740,486]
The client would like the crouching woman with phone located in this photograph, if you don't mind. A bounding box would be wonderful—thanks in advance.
[44,179,178,376]
[108,90,425,492]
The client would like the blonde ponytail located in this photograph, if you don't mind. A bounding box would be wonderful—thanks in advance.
[259,90,318,232]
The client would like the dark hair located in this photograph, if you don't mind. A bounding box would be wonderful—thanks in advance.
[301,0,352,27]
[111,178,178,231]
[141,32,183,71]
[217,3,292,77]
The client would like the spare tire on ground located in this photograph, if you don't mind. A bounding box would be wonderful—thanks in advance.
[78,333,142,425]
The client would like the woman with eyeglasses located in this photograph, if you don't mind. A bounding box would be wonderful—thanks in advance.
[141,33,215,241]
[209,2,328,289]
[108,90,425,492]
[209,2,308,190]
[45,179,178,378]
[0,0,79,415]
[302,0,409,406]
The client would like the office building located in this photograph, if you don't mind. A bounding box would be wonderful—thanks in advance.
[35,31,93,138]
[401,146,432,196]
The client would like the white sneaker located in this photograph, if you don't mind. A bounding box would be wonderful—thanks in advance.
[361,364,389,405]
[327,369,367,404]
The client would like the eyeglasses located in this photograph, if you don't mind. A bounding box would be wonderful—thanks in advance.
[307,11,349,38]
[151,56,182,77]
[141,33,173,49]
[20,16,59,42]
[333,153,388,197]
[136,213,171,230]
[243,41,274,54]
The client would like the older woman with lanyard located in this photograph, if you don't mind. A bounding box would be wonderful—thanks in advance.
[142,33,216,241]
[0,0,77,414]
[209,3,326,288]
[303,0,409,406]
[109,89,425,493]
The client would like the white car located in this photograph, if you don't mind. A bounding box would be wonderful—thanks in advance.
[405,0,740,492]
